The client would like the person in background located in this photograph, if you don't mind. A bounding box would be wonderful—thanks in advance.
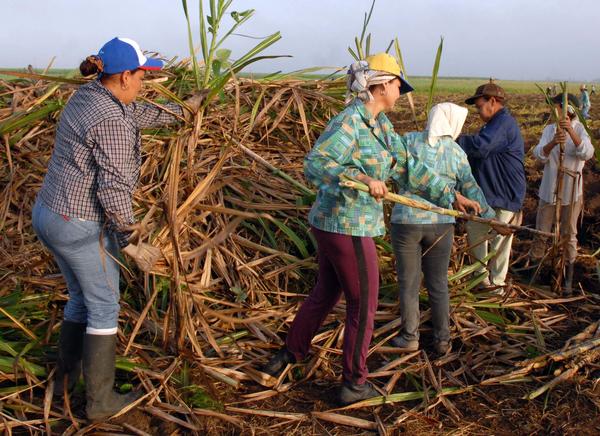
[457,81,526,293]
[390,103,495,355]
[260,53,475,406]
[591,84,596,95]
[32,37,203,421]
[580,84,591,119]
[530,94,594,292]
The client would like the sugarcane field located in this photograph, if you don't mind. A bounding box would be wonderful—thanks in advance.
[1,1,599,434]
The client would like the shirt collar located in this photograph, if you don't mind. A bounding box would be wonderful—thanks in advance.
[354,100,383,128]
[489,107,507,122]
[91,80,129,112]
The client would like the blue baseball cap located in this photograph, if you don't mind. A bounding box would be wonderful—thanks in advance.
[97,37,163,75]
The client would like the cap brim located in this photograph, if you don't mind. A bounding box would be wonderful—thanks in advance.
[139,58,163,71]
[464,94,482,105]
[399,77,414,95]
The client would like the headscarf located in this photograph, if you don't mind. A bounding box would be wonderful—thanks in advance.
[345,60,397,105]
[425,103,469,146]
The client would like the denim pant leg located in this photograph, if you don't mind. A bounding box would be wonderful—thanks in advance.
[582,106,590,118]
[391,224,423,342]
[421,224,454,343]
[31,199,121,334]
[32,200,88,324]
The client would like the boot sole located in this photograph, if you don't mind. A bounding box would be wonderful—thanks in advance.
[390,343,419,352]
[395,345,418,351]
[338,388,380,406]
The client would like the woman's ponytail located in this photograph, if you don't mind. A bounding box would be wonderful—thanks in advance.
[79,55,104,76]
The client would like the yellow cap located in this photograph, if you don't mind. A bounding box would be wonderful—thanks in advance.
[366,53,401,77]
[364,53,413,94]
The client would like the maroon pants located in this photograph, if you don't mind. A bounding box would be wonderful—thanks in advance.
[286,227,379,384]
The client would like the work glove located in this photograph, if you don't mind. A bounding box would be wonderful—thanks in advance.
[122,242,162,273]
[184,90,210,119]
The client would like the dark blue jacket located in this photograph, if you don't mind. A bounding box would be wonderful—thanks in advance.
[457,108,526,212]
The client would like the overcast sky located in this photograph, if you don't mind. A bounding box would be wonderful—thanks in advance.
[2,0,599,81]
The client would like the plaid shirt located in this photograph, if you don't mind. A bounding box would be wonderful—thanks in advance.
[38,80,182,247]
[391,132,495,224]
[305,101,455,237]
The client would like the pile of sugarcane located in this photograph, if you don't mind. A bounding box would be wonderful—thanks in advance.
[483,321,600,400]
[1,63,599,434]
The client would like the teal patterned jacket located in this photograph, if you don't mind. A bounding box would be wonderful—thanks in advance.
[304,101,455,237]
[391,131,495,225]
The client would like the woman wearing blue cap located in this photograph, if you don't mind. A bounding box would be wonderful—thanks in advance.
[31,37,203,421]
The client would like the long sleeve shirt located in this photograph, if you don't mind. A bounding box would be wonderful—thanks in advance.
[580,90,591,109]
[38,80,183,247]
[391,132,495,224]
[457,108,526,212]
[533,119,594,204]
[304,100,454,237]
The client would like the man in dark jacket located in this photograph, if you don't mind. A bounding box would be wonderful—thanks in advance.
[457,82,526,292]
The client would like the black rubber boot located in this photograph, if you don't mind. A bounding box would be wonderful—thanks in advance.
[338,381,379,406]
[83,334,140,422]
[563,262,575,295]
[54,320,86,396]
[261,347,296,377]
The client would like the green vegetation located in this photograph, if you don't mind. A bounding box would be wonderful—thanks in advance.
[0,68,75,81]
[2,67,594,96]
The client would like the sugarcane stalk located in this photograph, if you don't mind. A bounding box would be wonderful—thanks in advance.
[551,83,568,291]
[393,38,419,130]
[551,337,600,362]
[524,347,600,400]
[339,177,554,237]
[230,137,314,196]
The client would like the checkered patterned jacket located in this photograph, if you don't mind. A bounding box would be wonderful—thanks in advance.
[38,80,182,247]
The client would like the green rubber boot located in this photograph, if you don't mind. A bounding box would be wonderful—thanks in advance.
[83,333,140,422]
[54,320,86,396]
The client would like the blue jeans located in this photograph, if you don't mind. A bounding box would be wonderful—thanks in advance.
[32,199,121,334]
[582,106,590,119]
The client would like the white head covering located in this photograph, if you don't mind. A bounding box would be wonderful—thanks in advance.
[345,60,397,105]
[425,103,469,146]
